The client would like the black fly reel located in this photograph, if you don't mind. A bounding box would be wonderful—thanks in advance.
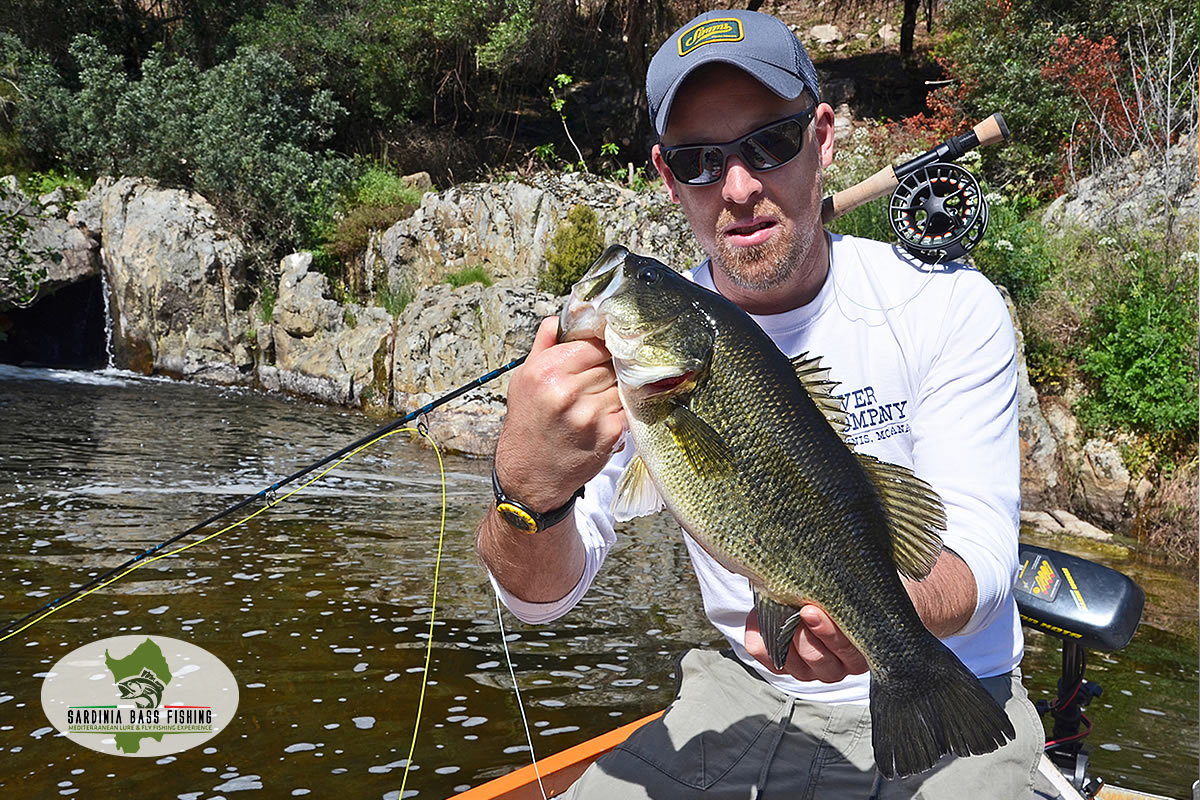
[888,162,988,263]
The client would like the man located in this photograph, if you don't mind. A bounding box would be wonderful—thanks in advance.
[476,8,1043,798]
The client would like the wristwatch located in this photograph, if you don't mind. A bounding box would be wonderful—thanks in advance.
[492,464,584,534]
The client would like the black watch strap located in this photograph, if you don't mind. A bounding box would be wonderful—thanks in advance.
[492,465,584,534]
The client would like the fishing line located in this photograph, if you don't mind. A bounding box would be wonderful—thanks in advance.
[0,425,416,642]
[0,355,526,643]
[399,424,447,798]
[495,591,550,800]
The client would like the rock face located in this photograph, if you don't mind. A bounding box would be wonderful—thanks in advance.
[391,281,560,455]
[70,177,255,382]
[1041,135,1199,232]
[373,171,704,294]
[0,176,100,311]
[262,252,395,407]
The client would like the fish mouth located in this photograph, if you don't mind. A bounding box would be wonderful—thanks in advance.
[558,245,630,342]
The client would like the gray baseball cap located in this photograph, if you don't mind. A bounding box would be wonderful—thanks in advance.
[647,10,821,137]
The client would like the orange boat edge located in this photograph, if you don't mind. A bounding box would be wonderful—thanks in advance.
[451,710,663,800]
[451,709,1177,800]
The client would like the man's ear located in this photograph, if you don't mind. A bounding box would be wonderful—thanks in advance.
[650,143,681,204]
[813,103,837,169]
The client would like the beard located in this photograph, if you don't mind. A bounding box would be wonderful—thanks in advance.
[709,198,817,292]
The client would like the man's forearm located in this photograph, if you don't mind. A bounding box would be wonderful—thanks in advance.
[475,508,587,604]
[903,548,978,639]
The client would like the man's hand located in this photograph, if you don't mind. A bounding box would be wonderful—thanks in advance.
[742,552,978,683]
[744,605,869,683]
[476,316,625,606]
[493,316,625,509]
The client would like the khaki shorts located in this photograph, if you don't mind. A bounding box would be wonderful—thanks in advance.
[563,649,1044,800]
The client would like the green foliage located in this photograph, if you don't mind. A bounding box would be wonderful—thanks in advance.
[969,191,1051,304]
[540,204,603,296]
[1075,248,1198,448]
[6,34,352,264]
[257,279,277,324]
[444,265,492,288]
[376,280,412,316]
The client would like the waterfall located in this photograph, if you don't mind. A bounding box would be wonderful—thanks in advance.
[98,264,116,371]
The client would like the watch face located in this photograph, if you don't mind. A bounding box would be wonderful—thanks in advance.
[497,502,538,534]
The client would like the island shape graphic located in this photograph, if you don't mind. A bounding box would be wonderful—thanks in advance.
[105,638,173,754]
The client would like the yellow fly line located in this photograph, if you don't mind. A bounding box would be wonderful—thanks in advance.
[0,425,449,797]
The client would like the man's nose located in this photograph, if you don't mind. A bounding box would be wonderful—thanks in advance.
[721,156,763,205]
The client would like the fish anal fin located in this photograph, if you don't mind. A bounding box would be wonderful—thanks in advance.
[857,453,947,580]
[789,353,847,435]
[752,587,804,670]
[666,406,733,479]
[611,453,664,521]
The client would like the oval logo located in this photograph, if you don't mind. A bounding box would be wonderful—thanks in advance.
[41,635,239,757]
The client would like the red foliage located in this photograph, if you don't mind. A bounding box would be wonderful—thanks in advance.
[1041,34,1137,186]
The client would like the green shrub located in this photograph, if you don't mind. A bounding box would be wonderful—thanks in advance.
[540,204,603,296]
[1075,249,1198,453]
[376,280,412,317]
[445,265,492,288]
[6,34,352,265]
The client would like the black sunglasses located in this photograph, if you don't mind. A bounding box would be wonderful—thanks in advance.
[660,108,816,186]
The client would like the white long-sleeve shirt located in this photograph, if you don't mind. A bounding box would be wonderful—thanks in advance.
[493,233,1024,704]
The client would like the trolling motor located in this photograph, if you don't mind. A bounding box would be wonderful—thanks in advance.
[821,113,1009,262]
[1014,545,1145,799]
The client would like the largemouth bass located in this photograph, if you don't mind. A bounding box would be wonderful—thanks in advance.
[558,244,1015,778]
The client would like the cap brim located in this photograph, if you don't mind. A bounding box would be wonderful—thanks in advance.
[654,56,810,137]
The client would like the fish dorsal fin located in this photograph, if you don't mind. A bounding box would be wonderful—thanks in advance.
[857,453,947,580]
[752,587,805,670]
[790,352,846,434]
[665,406,733,479]
[612,453,665,521]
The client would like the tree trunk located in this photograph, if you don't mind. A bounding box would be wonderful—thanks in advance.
[901,0,919,56]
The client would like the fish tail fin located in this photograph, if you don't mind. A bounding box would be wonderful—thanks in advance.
[869,639,1016,778]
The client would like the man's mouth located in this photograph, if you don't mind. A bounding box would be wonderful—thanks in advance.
[722,217,777,247]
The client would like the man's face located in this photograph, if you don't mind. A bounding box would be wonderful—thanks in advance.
[652,66,835,306]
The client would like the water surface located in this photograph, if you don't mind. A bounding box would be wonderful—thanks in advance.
[0,368,1194,798]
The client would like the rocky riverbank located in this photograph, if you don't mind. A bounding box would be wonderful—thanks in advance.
[0,169,1175,544]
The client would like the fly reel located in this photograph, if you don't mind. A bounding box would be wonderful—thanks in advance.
[888,162,988,263]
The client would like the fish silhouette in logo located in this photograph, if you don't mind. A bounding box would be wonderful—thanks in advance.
[117,668,165,709]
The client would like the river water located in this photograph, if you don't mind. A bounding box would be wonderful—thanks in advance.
[0,368,1195,799]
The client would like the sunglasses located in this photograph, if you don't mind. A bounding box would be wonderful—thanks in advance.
[660,108,816,186]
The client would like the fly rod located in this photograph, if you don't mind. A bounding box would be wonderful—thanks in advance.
[0,355,526,641]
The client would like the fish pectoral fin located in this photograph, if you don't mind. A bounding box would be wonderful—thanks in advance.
[857,453,947,580]
[752,588,805,671]
[665,406,733,478]
[611,454,665,521]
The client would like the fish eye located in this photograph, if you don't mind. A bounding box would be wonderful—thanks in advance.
[636,266,662,285]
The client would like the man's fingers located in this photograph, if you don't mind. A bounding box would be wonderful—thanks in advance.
[743,605,869,684]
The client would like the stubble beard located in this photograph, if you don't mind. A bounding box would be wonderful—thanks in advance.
[710,199,814,292]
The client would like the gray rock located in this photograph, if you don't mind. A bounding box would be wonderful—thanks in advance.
[810,24,842,44]
[270,252,393,407]
[1076,437,1133,527]
[391,279,559,456]
[1020,509,1113,541]
[372,173,704,298]
[80,177,253,382]
[1042,135,1198,232]
[0,176,100,311]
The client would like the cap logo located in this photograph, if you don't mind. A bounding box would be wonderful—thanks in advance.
[677,18,744,56]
